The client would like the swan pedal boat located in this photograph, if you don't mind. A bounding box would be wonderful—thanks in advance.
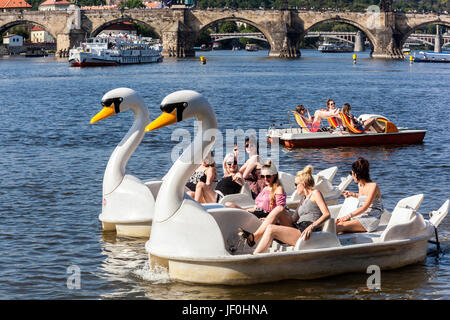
[267,113,426,148]
[91,88,164,238]
[143,89,447,285]
[147,194,449,285]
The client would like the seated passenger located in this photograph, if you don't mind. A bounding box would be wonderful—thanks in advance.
[195,153,244,203]
[227,160,290,222]
[237,165,331,254]
[295,104,313,124]
[311,98,341,131]
[239,136,265,199]
[341,103,384,133]
[336,157,384,233]
[186,151,217,201]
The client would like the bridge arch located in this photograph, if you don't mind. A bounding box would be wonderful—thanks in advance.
[304,18,376,48]
[400,20,450,49]
[197,17,274,49]
[0,20,57,41]
[90,18,161,39]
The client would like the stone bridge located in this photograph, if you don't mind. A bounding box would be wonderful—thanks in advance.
[1,6,449,59]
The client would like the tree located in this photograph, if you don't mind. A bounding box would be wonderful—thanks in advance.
[120,0,145,9]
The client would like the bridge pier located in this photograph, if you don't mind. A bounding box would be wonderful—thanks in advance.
[354,31,364,52]
[57,29,85,54]
[434,25,442,53]
[269,32,301,58]
[161,21,196,58]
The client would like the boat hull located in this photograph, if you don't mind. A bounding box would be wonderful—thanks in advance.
[149,235,430,285]
[269,130,426,148]
[102,221,151,238]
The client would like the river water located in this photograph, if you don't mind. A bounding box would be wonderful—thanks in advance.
[0,49,449,300]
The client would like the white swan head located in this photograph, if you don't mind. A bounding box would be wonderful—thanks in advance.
[91,88,146,124]
[145,90,212,132]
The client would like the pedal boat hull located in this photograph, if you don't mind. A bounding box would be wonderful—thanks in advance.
[268,129,426,148]
[147,229,432,285]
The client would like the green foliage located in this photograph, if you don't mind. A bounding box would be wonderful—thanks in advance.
[219,21,238,33]
[134,23,159,38]
[121,0,145,9]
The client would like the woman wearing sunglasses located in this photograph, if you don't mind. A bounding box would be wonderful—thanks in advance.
[193,153,244,203]
[238,165,330,254]
[310,98,341,131]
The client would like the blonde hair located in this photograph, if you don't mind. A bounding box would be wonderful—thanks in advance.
[295,165,315,189]
[222,153,236,177]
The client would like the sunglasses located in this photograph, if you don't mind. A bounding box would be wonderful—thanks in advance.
[329,103,335,106]
[261,175,273,179]
[226,161,237,166]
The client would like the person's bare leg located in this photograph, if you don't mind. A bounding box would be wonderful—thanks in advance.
[336,220,367,233]
[195,182,216,203]
[253,224,302,254]
[253,208,289,241]
[364,118,384,133]
[225,202,242,209]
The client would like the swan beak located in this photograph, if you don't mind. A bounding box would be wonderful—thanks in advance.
[145,110,177,132]
[90,106,116,124]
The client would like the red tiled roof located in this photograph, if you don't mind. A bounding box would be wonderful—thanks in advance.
[145,2,160,8]
[31,25,45,31]
[39,0,71,6]
[0,0,32,8]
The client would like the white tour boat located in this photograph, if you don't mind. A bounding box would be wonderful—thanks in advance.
[69,36,163,67]
[143,90,448,285]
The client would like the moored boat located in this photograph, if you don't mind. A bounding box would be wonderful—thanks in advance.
[267,111,426,148]
[68,36,163,67]
[318,40,353,53]
[413,51,450,63]
[245,43,259,51]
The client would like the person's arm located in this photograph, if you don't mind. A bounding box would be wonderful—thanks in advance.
[242,156,258,179]
[205,167,215,185]
[302,190,330,240]
[231,172,244,186]
[340,183,378,222]
[342,190,359,198]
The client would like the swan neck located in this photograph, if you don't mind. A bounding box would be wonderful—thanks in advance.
[103,105,149,195]
[155,109,217,222]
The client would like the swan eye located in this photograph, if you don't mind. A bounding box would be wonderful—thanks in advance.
[102,97,123,114]
[160,102,187,122]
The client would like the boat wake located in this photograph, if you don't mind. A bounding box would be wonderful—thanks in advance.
[132,261,170,284]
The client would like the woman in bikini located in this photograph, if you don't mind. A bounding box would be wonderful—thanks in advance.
[186,151,217,201]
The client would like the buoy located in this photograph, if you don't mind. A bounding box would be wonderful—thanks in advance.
[352,54,357,64]
[409,55,413,64]
[200,56,206,65]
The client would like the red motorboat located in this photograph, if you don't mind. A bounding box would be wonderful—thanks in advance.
[267,111,426,148]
